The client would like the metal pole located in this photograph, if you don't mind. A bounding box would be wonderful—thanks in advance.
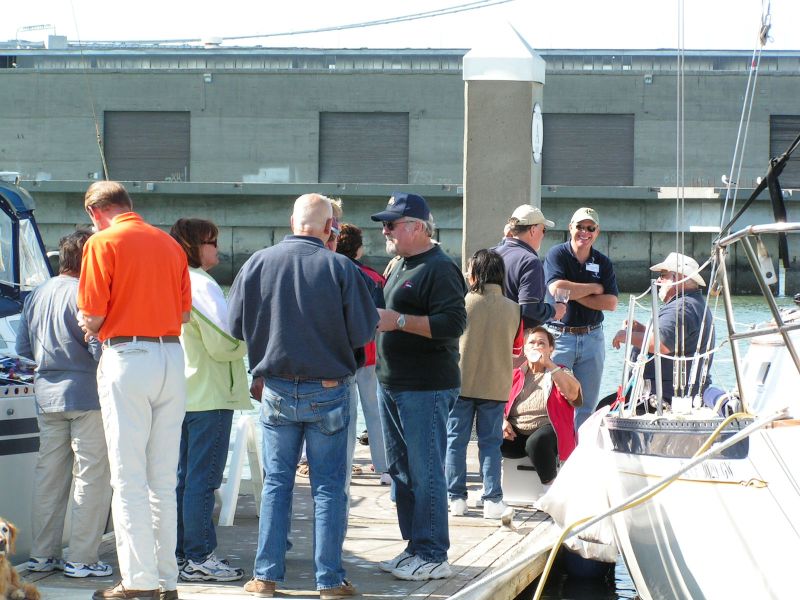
[621,294,637,391]
[717,246,747,411]
[651,280,663,415]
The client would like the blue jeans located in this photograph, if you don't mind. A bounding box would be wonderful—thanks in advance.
[355,365,387,472]
[445,397,505,502]
[550,326,605,429]
[176,409,234,562]
[378,385,457,563]
[254,376,351,591]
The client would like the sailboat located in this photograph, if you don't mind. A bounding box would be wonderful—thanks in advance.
[599,6,800,599]
[0,176,53,563]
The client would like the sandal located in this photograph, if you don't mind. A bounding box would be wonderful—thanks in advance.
[351,464,363,475]
[297,463,310,477]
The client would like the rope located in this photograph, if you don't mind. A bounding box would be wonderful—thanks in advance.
[69,0,110,180]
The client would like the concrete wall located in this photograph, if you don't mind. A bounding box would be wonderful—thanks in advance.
[22,180,799,294]
[0,70,464,185]
[2,67,797,189]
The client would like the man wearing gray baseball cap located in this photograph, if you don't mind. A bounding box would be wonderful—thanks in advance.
[493,205,566,328]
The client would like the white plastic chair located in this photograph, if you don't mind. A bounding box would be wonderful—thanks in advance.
[217,415,263,526]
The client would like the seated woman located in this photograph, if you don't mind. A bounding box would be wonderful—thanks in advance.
[502,327,582,486]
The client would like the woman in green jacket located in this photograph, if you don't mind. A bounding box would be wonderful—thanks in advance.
[170,218,252,582]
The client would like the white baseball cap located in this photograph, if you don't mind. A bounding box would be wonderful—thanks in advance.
[510,204,555,228]
[650,252,706,286]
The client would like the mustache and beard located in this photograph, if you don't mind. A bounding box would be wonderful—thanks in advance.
[385,238,398,256]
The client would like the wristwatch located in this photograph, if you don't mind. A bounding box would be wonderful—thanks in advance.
[396,314,407,330]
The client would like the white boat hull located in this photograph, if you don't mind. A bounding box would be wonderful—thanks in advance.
[603,417,800,600]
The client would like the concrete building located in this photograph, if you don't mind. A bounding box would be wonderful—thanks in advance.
[1,42,798,290]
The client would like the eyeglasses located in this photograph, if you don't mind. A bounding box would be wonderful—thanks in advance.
[202,240,218,247]
[382,219,415,231]
[574,224,597,233]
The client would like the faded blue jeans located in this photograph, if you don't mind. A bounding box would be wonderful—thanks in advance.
[253,376,351,591]
[445,397,506,502]
[176,409,234,562]
[355,365,387,473]
[378,385,458,563]
[550,326,605,430]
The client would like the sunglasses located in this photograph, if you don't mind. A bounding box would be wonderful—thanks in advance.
[202,239,218,247]
[574,224,597,233]
[382,219,415,231]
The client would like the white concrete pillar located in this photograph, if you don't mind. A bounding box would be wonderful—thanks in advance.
[462,25,546,267]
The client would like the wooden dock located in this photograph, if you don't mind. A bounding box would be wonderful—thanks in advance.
[22,442,558,599]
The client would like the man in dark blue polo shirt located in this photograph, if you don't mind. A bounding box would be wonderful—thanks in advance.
[544,207,618,428]
[493,205,566,328]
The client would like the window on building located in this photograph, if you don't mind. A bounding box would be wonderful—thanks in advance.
[318,112,409,184]
[542,114,634,186]
[770,115,800,188]
[104,111,190,181]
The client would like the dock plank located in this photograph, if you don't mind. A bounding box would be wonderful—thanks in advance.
[24,442,556,599]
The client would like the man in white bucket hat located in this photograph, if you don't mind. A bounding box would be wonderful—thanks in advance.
[612,251,715,403]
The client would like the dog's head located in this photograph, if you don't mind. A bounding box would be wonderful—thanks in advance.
[0,518,17,557]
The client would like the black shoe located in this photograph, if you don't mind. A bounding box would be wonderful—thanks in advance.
[358,430,369,446]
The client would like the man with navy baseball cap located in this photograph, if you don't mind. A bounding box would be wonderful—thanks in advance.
[370,192,431,223]
[369,192,466,582]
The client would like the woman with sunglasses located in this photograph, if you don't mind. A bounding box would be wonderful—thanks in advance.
[502,327,582,489]
[169,218,251,582]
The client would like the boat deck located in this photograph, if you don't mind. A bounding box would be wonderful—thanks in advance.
[22,442,556,599]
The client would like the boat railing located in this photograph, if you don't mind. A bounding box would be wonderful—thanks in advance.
[711,222,800,412]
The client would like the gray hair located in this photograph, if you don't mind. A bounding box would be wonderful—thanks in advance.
[406,214,436,237]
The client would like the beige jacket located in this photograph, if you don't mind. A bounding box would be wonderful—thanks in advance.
[458,284,521,402]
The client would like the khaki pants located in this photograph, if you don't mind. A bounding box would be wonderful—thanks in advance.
[98,341,186,590]
[31,410,111,564]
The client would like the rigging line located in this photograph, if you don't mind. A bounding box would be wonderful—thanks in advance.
[720,0,771,230]
[69,0,109,181]
[77,0,515,46]
[675,0,687,396]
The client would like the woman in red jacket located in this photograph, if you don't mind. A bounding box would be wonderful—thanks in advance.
[502,327,582,485]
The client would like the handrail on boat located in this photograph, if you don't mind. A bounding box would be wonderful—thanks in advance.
[716,221,800,248]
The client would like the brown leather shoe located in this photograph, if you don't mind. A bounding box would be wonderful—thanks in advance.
[243,578,276,597]
[92,582,159,599]
[320,580,357,599]
[160,591,179,600]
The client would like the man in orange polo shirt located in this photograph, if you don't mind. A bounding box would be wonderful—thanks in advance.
[78,181,191,600]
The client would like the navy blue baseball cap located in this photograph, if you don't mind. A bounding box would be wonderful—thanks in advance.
[370,192,430,222]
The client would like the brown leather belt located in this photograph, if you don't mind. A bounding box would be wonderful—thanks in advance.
[549,323,602,335]
[103,335,181,347]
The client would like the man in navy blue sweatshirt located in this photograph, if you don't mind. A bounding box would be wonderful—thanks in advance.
[229,193,378,599]
[493,205,566,328]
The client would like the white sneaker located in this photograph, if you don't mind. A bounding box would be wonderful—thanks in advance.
[64,561,112,578]
[483,499,514,520]
[380,472,392,486]
[391,555,452,581]
[26,557,64,572]
[379,550,414,573]
[449,498,467,516]
[180,554,244,582]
